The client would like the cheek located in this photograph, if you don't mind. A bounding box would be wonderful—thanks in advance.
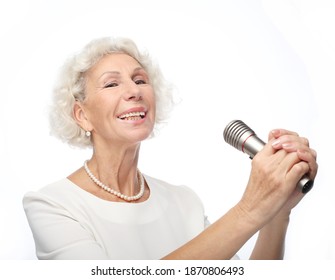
[149,98,156,122]
[151,95,156,112]
[149,91,156,112]
[85,96,117,123]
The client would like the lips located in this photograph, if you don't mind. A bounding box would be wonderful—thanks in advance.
[118,111,146,120]
[117,108,147,121]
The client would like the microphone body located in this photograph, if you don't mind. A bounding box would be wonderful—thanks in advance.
[223,120,313,194]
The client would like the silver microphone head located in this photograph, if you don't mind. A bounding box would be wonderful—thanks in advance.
[223,120,265,158]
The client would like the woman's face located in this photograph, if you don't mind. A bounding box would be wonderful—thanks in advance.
[78,53,156,146]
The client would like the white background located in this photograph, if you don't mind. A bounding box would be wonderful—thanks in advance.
[0,0,334,259]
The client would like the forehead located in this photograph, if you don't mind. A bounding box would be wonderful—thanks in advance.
[87,53,142,78]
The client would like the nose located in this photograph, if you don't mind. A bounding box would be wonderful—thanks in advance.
[123,80,142,101]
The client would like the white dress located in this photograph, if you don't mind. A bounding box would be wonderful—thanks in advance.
[23,175,210,260]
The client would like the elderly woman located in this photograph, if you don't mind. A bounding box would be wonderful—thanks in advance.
[23,37,318,260]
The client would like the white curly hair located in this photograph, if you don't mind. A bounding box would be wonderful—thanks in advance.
[49,37,175,148]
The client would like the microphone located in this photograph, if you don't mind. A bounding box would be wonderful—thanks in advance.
[223,120,314,194]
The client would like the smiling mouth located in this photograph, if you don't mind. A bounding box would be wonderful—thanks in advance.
[118,111,146,121]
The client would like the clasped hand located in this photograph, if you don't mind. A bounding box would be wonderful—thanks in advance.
[238,128,318,227]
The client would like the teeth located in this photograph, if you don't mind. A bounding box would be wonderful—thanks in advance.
[119,112,145,119]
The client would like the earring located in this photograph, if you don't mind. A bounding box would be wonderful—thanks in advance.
[85,131,91,137]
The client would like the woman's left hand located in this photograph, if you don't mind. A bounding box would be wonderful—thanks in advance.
[269,129,318,215]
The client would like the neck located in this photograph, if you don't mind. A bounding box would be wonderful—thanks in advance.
[87,141,141,197]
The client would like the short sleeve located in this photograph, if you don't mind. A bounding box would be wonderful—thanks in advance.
[23,192,108,260]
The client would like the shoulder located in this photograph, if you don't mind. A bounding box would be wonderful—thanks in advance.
[144,174,204,210]
[145,174,199,195]
[24,178,74,198]
[22,178,80,211]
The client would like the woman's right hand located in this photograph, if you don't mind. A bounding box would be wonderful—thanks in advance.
[235,128,317,229]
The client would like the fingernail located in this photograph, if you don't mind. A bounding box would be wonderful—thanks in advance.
[272,139,281,147]
[282,143,293,149]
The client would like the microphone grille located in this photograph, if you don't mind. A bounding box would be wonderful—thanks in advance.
[223,120,255,151]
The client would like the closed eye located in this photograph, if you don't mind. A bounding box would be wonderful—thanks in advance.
[104,82,119,88]
[134,79,147,85]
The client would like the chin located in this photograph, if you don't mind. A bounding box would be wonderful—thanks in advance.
[126,128,153,143]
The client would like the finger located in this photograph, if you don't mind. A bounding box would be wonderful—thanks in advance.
[271,136,317,179]
[297,149,318,180]
[268,138,318,188]
[272,150,305,195]
[268,150,308,192]
[286,158,311,188]
[257,138,283,157]
[271,135,310,151]
[268,129,299,141]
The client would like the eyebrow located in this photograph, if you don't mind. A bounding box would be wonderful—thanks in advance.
[98,71,120,80]
[98,67,146,80]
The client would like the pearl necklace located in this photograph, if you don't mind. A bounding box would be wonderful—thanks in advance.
[83,160,145,202]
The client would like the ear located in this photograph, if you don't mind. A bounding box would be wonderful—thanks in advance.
[73,101,93,132]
